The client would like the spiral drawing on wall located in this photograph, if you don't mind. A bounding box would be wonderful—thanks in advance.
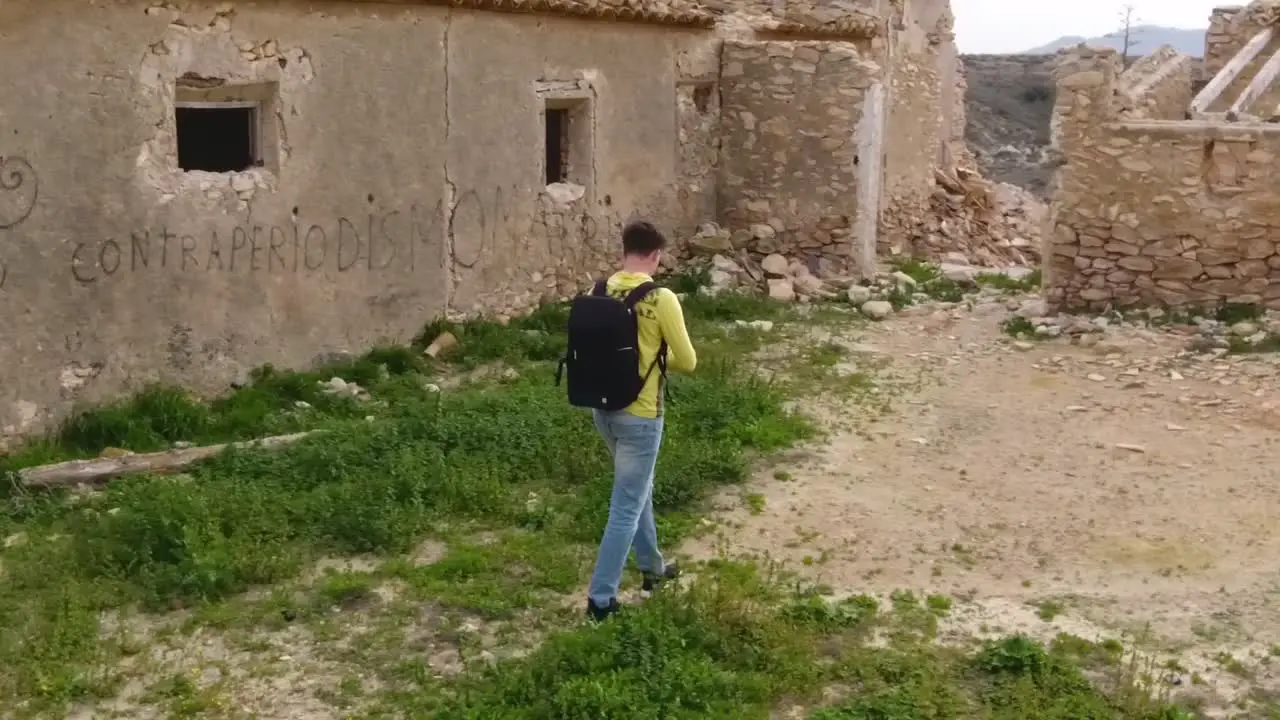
[0,155,37,230]
[0,155,37,290]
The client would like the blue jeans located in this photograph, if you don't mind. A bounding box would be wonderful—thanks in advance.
[587,409,666,606]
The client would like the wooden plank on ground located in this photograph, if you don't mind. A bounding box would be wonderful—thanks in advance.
[17,431,321,489]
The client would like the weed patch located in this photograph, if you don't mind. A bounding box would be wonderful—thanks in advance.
[1227,332,1280,354]
[371,566,1194,720]
[889,259,966,304]
[977,268,1042,293]
[1002,316,1038,338]
[0,299,814,715]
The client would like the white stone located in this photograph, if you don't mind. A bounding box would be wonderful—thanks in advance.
[891,271,917,288]
[711,254,742,273]
[847,284,873,303]
[761,254,790,276]
[545,182,585,205]
[707,269,735,290]
[1016,298,1048,319]
[767,278,795,301]
[1231,321,1259,336]
[940,263,977,283]
[230,173,255,192]
[860,300,893,320]
[795,274,826,294]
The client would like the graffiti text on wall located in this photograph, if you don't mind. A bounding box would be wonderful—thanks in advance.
[69,185,618,285]
[70,209,435,284]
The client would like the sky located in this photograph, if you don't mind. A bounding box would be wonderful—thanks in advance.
[951,0,1221,53]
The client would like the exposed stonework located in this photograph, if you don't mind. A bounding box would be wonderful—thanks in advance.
[718,40,878,272]
[354,0,717,26]
[706,0,882,39]
[1114,45,1196,119]
[1044,16,1280,312]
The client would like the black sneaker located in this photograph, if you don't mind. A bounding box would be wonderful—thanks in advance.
[586,597,620,622]
[640,562,681,599]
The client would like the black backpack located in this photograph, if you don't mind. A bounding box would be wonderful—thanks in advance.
[555,280,667,411]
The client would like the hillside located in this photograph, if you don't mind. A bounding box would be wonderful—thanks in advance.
[962,52,1205,196]
[962,54,1057,196]
[1024,25,1206,56]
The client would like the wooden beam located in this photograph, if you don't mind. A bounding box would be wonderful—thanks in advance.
[18,431,321,489]
[853,80,885,279]
[1229,46,1280,119]
[1190,27,1275,116]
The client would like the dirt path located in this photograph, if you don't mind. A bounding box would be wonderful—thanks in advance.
[687,295,1280,713]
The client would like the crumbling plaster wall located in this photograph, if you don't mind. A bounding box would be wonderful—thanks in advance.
[1045,46,1280,312]
[717,40,879,269]
[0,0,714,438]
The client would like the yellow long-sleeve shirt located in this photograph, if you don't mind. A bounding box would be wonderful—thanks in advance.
[602,271,697,418]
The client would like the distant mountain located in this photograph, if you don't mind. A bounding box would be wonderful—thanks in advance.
[1023,25,1206,57]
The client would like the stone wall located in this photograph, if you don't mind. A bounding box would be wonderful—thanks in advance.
[1045,46,1280,311]
[704,0,882,37]
[1115,45,1196,119]
[718,40,879,268]
[1205,6,1243,77]
[0,0,974,438]
[0,0,716,437]
[675,37,723,235]
[877,0,952,255]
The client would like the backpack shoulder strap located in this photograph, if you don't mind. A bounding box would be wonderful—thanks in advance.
[622,281,659,309]
[591,280,609,297]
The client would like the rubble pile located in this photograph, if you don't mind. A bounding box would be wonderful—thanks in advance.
[898,167,1045,268]
[677,222,1040,321]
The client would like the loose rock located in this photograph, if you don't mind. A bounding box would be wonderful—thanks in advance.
[860,300,894,320]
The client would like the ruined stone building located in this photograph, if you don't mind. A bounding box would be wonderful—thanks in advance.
[0,0,961,437]
[1045,0,1280,311]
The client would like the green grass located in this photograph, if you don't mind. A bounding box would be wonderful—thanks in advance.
[1002,316,1038,338]
[0,287,1199,719]
[887,259,965,306]
[0,294,820,715]
[383,572,1192,719]
[1227,332,1280,354]
[977,268,1042,293]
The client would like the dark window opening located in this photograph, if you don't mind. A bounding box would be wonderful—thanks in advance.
[692,84,713,112]
[544,108,570,184]
[176,106,257,172]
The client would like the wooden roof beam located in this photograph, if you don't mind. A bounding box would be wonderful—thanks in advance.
[1228,45,1280,120]
[1190,26,1275,118]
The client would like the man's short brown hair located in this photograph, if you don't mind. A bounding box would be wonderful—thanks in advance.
[622,221,667,256]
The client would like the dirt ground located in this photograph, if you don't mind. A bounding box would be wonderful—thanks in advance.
[48,292,1280,719]
[687,296,1280,715]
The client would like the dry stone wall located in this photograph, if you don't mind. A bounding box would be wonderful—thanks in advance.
[1115,45,1195,119]
[877,1,949,256]
[717,40,878,269]
[1045,46,1280,311]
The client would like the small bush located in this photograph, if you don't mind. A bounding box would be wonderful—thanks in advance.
[1020,84,1053,104]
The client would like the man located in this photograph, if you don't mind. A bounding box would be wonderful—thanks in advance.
[585,221,697,622]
